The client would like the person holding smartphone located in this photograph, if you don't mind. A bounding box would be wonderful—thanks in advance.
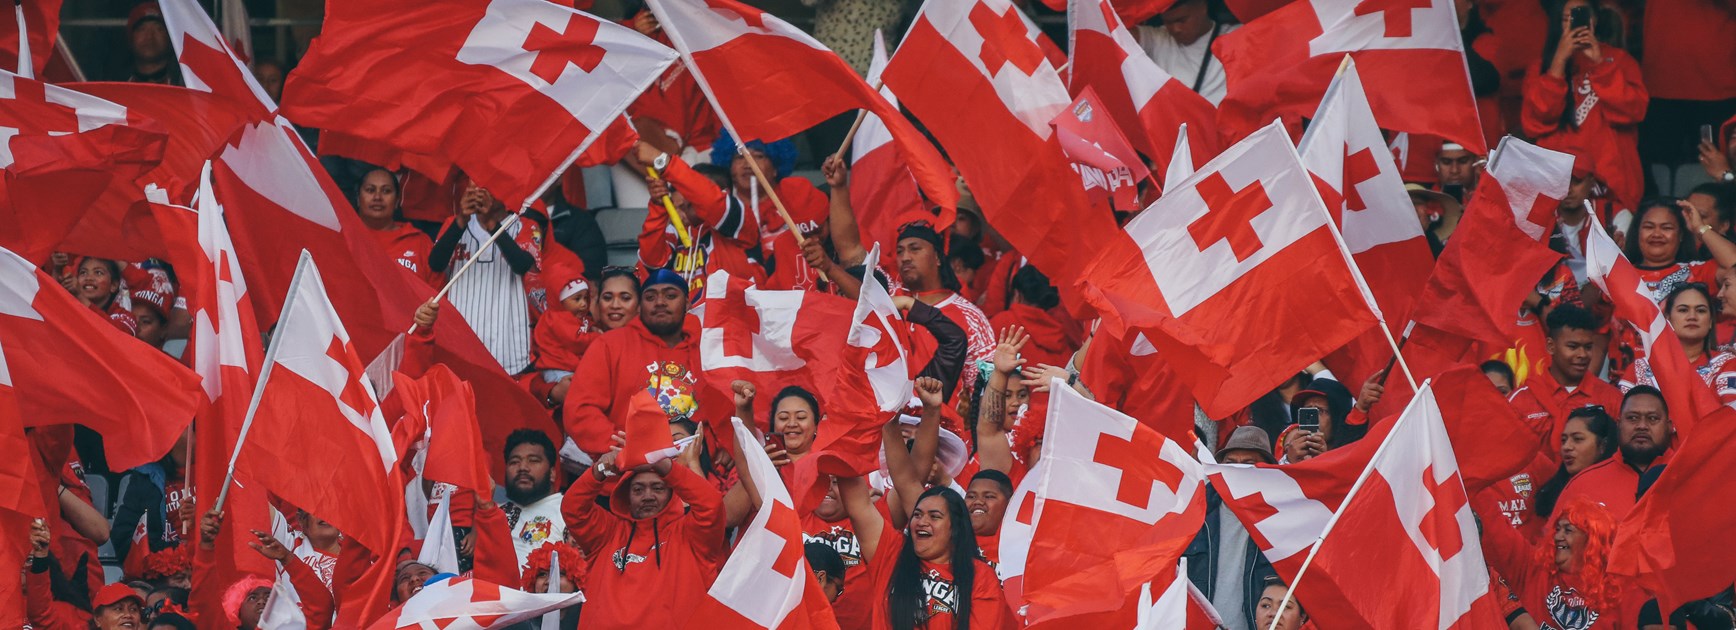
[1522,0,1649,214]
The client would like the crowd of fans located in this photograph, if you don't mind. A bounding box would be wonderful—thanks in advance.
[21,0,1736,629]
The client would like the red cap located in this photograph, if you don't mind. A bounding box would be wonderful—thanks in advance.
[128,3,164,31]
[130,285,177,317]
[92,582,144,610]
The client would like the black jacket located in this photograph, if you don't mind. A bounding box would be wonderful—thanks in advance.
[1184,486,1275,630]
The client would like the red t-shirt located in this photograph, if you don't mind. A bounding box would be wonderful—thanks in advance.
[1557,451,1670,520]
[367,222,435,285]
[1634,260,1717,303]
[804,514,871,630]
[867,525,1013,630]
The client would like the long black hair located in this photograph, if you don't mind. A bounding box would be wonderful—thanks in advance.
[1538,0,1601,131]
[1535,405,1619,517]
[1663,282,1720,353]
[888,487,978,630]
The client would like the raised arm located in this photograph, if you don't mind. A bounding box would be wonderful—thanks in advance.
[885,377,944,525]
[838,475,888,565]
[1685,200,1736,271]
[975,326,1027,473]
[821,154,867,267]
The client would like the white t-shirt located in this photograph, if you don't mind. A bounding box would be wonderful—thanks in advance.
[1135,22,1240,105]
[501,493,566,566]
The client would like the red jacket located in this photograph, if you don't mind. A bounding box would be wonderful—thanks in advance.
[25,557,87,630]
[1521,47,1648,211]
[562,315,705,455]
[366,222,435,285]
[1506,363,1623,467]
[561,465,726,629]
[638,157,765,297]
[1557,450,1671,520]
[532,308,598,374]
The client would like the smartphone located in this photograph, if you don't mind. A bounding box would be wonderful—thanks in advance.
[766,432,787,452]
[1298,407,1321,434]
[1703,124,1717,146]
[1569,6,1591,29]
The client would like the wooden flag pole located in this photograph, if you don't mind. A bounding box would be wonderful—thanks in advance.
[831,79,884,161]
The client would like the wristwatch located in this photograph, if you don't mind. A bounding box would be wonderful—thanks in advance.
[1701,224,1714,235]
[652,152,671,172]
[1722,170,1734,183]
[594,460,618,479]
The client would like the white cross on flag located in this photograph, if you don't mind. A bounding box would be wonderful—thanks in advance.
[1299,58,1434,387]
[1207,380,1509,629]
[364,575,584,630]
[1215,0,1486,155]
[1018,382,1205,624]
[281,0,676,208]
[1076,120,1377,417]
[695,418,840,630]
[241,252,401,555]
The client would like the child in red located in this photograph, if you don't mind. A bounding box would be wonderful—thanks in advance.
[530,256,599,410]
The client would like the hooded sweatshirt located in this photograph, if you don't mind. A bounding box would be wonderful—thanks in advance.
[563,314,705,455]
[988,303,1072,371]
[561,465,726,629]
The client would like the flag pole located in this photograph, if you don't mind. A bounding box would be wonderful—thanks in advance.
[14,0,31,78]
[215,250,314,512]
[541,543,561,630]
[1263,380,1432,630]
[408,208,525,334]
[831,79,883,161]
[1286,63,1420,392]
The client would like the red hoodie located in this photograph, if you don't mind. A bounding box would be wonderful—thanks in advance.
[563,315,705,455]
[1521,47,1648,212]
[989,303,1073,370]
[532,307,599,373]
[366,222,435,285]
[562,465,726,629]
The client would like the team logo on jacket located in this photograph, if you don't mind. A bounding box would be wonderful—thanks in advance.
[1544,586,1598,630]
[611,542,665,571]
[645,360,698,421]
[803,527,862,566]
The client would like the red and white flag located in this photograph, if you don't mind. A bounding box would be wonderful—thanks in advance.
[1582,216,1723,433]
[0,70,167,264]
[850,31,936,253]
[208,118,554,489]
[0,0,59,78]
[242,252,400,555]
[848,245,913,413]
[1067,0,1218,182]
[1075,120,1378,418]
[57,83,248,263]
[1019,381,1206,624]
[160,0,277,120]
[283,0,676,208]
[1209,379,1512,629]
[0,245,203,470]
[1165,124,1196,188]
[1077,325,1198,441]
[1410,137,1570,347]
[885,0,1119,305]
[647,0,956,210]
[151,163,276,612]
[698,269,855,422]
[1214,0,1487,155]
[365,575,585,630]
[696,417,841,630]
[1299,59,1434,386]
[392,365,494,496]
[0,312,45,628]
[1051,88,1150,211]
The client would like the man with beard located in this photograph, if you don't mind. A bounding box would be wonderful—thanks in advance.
[1557,385,1674,519]
[561,433,724,627]
[563,268,706,456]
[896,222,995,403]
[500,429,565,566]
